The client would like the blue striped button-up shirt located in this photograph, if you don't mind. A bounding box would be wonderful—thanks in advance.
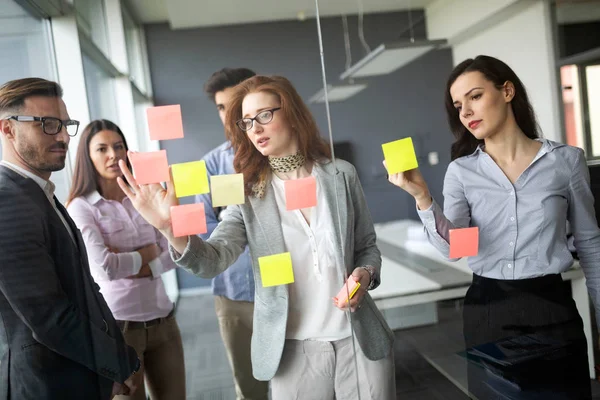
[417,139,600,317]
[196,141,255,302]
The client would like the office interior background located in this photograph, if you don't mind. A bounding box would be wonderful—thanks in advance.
[1,0,599,398]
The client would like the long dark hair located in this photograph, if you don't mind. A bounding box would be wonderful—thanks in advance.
[445,55,540,160]
[66,119,131,206]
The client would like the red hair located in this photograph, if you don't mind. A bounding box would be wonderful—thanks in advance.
[224,75,331,196]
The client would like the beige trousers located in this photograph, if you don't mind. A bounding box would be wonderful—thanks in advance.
[114,315,186,400]
[214,295,270,400]
[270,336,395,400]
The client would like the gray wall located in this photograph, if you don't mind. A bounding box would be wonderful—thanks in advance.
[145,12,454,289]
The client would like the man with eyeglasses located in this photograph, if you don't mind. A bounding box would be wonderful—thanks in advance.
[0,78,140,400]
[198,68,270,400]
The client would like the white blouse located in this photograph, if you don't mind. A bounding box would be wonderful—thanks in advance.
[271,165,351,341]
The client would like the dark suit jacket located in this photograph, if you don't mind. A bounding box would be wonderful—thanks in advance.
[0,165,138,400]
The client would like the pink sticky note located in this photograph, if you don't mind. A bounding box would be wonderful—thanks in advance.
[146,105,184,141]
[284,176,317,211]
[449,227,479,258]
[170,203,207,237]
[129,150,170,185]
[335,277,361,308]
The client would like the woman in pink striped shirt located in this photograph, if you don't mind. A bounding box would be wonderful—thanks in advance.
[66,119,185,400]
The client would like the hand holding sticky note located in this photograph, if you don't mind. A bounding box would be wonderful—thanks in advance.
[170,203,207,237]
[211,174,245,207]
[449,227,479,258]
[382,137,419,174]
[171,160,209,198]
[259,252,294,287]
[284,176,317,211]
[334,277,361,308]
[146,105,184,141]
[128,150,170,185]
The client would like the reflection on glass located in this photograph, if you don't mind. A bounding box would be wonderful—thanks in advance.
[561,65,584,150]
[586,65,600,158]
[74,0,109,56]
[82,54,118,123]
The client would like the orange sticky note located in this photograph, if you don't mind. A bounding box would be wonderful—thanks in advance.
[382,137,419,174]
[146,105,184,141]
[129,150,170,185]
[211,174,245,207]
[170,203,207,237]
[258,252,294,287]
[284,176,317,211]
[449,227,479,258]
[335,278,361,307]
[172,160,209,198]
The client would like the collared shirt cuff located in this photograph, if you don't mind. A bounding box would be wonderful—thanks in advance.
[130,251,142,274]
[148,258,163,277]
[416,198,438,230]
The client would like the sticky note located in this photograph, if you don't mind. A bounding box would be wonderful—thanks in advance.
[211,174,245,207]
[335,278,361,307]
[449,227,479,258]
[172,160,209,198]
[146,105,184,141]
[170,203,207,237]
[258,252,294,287]
[382,137,419,174]
[284,176,317,211]
[129,150,170,185]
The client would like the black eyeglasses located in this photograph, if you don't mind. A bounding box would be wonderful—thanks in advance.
[236,107,281,132]
[8,116,80,137]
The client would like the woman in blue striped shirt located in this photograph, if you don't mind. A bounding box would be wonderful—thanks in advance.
[386,55,600,399]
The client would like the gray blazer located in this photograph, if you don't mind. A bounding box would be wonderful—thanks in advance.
[173,159,394,380]
[0,166,138,400]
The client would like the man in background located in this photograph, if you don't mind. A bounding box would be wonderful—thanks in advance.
[197,68,269,400]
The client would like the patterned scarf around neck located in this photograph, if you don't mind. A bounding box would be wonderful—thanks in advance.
[252,151,306,198]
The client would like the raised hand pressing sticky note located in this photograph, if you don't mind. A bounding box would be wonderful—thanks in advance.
[382,137,419,174]
[449,227,479,258]
[211,174,245,207]
[259,252,294,287]
[171,160,209,198]
[284,176,317,211]
[170,203,207,237]
[146,105,184,141]
[129,150,170,185]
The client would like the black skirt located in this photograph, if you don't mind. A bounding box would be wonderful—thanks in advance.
[463,273,591,399]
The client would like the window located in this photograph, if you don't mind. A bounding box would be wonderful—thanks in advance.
[0,0,72,203]
[74,0,109,57]
[560,65,584,150]
[0,0,55,82]
[82,53,119,123]
[585,65,600,158]
[122,6,147,92]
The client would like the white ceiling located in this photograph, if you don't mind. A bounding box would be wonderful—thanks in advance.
[124,0,436,28]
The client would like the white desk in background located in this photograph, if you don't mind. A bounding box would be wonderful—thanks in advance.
[372,219,595,379]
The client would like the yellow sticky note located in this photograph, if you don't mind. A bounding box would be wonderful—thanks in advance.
[259,252,294,287]
[382,137,419,174]
[211,174,245,207]
[171,160,209,198]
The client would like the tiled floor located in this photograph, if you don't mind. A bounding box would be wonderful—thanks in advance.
[175,295,600,399]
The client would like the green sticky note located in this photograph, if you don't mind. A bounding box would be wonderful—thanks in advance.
[259,252,294,287]
[211,174,245,207]
[382,137,419,174]
[171,160,209,198]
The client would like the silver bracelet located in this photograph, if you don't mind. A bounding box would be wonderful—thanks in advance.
[361,265,377,290]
